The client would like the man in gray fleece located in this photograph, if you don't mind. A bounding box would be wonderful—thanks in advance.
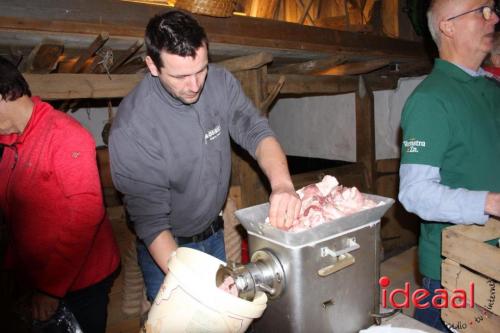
[109,10,301,301]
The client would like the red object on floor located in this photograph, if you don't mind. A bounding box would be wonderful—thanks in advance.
[241,237,249,264]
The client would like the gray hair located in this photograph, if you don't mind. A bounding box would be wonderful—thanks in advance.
[427,3,440,46]
[427,0,469,47]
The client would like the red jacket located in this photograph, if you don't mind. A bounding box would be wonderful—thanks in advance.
[0,98,120,297]
[484,66,500,80]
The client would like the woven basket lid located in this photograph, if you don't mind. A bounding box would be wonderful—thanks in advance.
[175,0,235,18]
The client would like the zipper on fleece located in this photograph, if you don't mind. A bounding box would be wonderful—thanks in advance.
[191,104,207,144]
[3,144,19,210]
[4,144,19,170]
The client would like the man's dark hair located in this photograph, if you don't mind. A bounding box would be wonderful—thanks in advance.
[0,56,31,102]
[145,10,208,70]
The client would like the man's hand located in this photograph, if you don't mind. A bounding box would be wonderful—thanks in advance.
[268,184,301,230]
[32,291,60,321]
[485,192,500,217]
[254,137,302,229]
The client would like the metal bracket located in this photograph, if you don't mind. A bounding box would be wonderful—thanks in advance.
[320,237,359,258]
[318,237,359,277]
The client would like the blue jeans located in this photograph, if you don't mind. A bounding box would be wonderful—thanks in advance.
[137,229,226,301]
[413,277,450,332]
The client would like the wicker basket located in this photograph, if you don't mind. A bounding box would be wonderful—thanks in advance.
[174,0,235,17]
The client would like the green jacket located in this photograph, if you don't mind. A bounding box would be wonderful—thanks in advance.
[400,59,500,280]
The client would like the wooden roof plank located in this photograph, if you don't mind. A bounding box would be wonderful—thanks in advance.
[216,52,274,72]
[110,39,144,73]
[65,32,109,73]
[316,59,392,75]
[297,0,316,24]
[269,55,346,74]
[20,40,63,74]
[268,73,398,94]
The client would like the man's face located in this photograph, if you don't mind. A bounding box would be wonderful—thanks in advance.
[446,1,499,56]
[147,45,209,105]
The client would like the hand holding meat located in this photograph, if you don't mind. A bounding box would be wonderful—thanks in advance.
[266,175,378,232]
[268,184,302,230]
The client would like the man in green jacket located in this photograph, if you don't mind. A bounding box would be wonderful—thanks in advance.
[398,0,500,331]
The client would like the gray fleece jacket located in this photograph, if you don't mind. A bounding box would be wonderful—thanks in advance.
[109,64,274,246]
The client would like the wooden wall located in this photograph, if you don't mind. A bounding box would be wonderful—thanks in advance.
[241,0,421,40]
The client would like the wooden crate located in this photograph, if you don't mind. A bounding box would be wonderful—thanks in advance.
[441,218,500,332]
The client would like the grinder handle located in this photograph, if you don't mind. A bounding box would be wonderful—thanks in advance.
[317,253,355,277]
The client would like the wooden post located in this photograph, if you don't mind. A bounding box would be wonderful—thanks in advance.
[249,0,280,19]
[382,0,399,38]
[232,68,271,208]
[355,75,376,192]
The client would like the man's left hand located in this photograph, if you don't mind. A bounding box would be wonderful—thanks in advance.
[268,185,301,230]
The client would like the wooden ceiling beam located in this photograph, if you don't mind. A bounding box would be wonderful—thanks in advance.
[24,71,399,101]
[25,73,144,100]
[216,52,274,72]
[267,73,398,94]
[0,2,426,60]
[315,59,391,75]
[268,55,346,74]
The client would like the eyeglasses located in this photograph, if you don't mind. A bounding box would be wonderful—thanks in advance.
[446,5,500,21]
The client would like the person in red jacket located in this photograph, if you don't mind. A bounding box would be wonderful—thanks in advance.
[0,56,120,332]
[484,32,500,80]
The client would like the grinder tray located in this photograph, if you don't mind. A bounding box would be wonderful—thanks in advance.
[235,193,394,248]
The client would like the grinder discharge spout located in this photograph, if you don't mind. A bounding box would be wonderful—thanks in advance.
[216,249,285,301]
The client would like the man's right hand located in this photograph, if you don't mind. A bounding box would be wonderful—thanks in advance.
[268,185,301,230]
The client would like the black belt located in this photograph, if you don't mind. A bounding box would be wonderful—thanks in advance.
[176,216,224,245]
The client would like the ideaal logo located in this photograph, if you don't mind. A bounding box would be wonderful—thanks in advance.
[379,276,474,310]
[379,276,497,330]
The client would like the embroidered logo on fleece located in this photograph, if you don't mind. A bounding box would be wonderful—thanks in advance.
[403,138,426,153]
[204,124,221,143]
[71,152,81,159]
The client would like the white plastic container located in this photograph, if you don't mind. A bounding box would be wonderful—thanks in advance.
[145,247,268,333]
